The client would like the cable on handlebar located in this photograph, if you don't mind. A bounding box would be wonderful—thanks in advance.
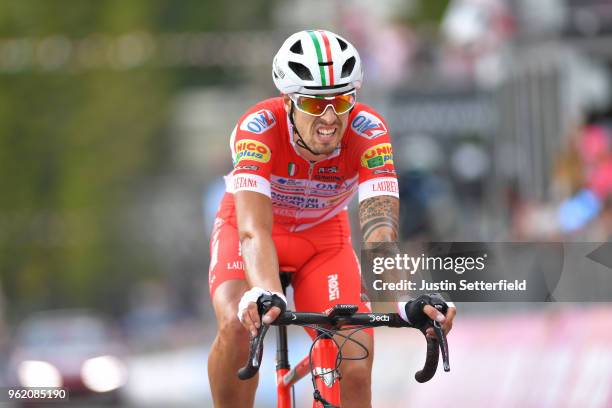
[335,326,371,362]
[303,324,372,407]
[308,330,342,408]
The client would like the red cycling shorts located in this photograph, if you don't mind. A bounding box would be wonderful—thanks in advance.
[208,210,372,337]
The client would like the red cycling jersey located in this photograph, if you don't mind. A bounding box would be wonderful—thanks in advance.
[209,97,398,335]
[215,97,398,231]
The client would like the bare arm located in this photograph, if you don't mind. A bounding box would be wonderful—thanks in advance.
[359,195,399,242]
[235,190,283,334]
[234,190,282,293]
[360,195,456,335]
[359,195,400,298]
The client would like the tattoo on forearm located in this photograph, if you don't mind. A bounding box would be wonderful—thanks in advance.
[359,196,399,241]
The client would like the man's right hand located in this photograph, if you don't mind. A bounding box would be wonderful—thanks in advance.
[237,287,287,336]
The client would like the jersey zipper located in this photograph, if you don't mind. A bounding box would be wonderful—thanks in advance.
[293,161,316,231]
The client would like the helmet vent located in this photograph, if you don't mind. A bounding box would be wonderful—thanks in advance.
[289,40,303,55]
[337,37,348,51]
[289,61,313,81]
[341,56,356,78]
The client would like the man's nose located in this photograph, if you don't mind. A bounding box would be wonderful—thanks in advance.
[320,105,338,123]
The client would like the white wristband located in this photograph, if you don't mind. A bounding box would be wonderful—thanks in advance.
[237,287,287,323]
[397,301,410,323]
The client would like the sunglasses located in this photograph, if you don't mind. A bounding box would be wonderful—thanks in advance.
[289,91,357,116]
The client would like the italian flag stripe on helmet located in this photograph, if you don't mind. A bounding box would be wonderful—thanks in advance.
[307,30,327,86]
[318,30,335,86]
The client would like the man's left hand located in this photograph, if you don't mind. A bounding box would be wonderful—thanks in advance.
[423,304,456,337]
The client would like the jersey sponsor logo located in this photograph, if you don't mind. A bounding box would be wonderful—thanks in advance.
[226,260,244,270]
[271,191,325,209]
[272,184,345,198]
[234,164,260,171]
[234,139,271,164]
[272,184,308,195]
[275,177,304,186]
[314,174,342,182]
[271,176,347,197]
[233,176,258,190]
[370,179,399,194]
[360,143,393,169]
[239,109,276,134]
[318,166,338,174]
[314,181,338,191]
[373,169,396,175]
[351,111,387,139]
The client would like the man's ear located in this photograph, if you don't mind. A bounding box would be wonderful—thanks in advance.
[282,95,291,114]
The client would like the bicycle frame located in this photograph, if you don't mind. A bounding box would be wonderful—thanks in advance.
[275,328,340,408]
[274,272,341,408]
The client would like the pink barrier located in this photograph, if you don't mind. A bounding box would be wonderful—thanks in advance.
[372,305,612,408]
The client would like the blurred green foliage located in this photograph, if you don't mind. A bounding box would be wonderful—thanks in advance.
[401,0,450,29]
[410,0,451,24]
[0,0,276,319]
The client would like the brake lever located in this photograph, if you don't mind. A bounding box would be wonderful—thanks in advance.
[237,322,270,380]
[432,320,450,372]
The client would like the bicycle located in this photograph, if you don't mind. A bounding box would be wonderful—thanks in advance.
[238,272,451,408]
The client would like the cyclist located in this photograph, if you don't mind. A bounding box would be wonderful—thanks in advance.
[207,29,456,408]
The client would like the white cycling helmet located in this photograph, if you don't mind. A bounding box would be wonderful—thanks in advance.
[272,29,363,95]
